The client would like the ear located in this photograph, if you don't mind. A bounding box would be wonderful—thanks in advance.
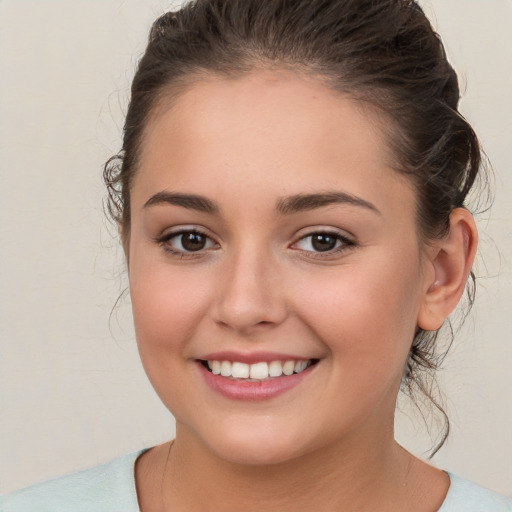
[417,208,478,331]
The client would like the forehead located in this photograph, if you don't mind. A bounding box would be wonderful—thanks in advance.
[143,69,387,164]
[134,70,414,213]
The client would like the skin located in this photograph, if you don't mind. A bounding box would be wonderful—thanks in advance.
[127,70,477,511]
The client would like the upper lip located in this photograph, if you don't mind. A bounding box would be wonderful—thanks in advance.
[197,351,317,364]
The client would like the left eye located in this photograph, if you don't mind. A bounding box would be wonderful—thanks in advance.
[163,231,217,252]
[293,233,347,252]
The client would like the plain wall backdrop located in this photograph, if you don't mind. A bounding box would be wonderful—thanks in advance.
[1,0,511,495]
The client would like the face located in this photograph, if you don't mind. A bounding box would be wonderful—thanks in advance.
[128,70,433,465]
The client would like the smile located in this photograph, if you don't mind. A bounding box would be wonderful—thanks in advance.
[198,357,320,401]
[203,359,314,381]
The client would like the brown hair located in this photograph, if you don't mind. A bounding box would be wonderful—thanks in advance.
[104,0,487,455]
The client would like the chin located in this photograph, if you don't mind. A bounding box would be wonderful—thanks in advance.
[213,439,304,466]
[194,420,313,467]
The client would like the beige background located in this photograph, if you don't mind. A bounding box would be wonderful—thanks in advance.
[1,0,511,496]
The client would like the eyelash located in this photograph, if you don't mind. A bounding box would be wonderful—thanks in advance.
[155,228,355,259]
[291,231,355,258]
[156,228,218,258]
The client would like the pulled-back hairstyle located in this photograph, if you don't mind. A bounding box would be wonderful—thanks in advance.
[104,0,486,455]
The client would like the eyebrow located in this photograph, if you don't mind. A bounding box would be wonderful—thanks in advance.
[143,191,219,214]
[276,192,380,215]
[143,190,380,216]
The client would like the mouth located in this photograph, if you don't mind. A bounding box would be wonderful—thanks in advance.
[198,358,319,382]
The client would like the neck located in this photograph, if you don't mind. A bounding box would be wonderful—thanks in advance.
[162,422,417,512]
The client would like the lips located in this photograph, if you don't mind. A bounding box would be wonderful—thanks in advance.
[196,353,319,400]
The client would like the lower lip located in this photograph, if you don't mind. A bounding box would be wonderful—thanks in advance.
[198,362,316,401]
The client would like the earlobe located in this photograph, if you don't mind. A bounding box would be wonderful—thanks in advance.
[417,208,478,331]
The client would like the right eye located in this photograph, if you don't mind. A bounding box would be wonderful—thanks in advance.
[158,229,218,255]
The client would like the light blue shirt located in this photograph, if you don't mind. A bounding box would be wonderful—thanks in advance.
[3,450,511,511]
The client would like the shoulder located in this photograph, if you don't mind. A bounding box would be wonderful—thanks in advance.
[439,473,512,512]
[1,450,146,512]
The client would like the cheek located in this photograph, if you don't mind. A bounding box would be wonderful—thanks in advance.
[128,263,216,416]
[292,258,422,375]
[129,262,211,360]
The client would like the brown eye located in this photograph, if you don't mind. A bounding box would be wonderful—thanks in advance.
[311,234,338,252]
[181,232,207,251]
[160,229,217,254]
[292,231,353,255]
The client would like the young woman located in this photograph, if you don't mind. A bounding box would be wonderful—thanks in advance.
[4,0,511,510]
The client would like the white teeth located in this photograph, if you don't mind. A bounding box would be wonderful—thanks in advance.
[231,362,250,379]
[294,360,308,373]
[211,360,221,375]
[249,362,268,380]
[220,361,232,377]
[268,360,283,377]
[206,359,312,380]
[282,360,295,376]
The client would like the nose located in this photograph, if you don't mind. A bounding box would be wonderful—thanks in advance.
[211,247,288,334]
